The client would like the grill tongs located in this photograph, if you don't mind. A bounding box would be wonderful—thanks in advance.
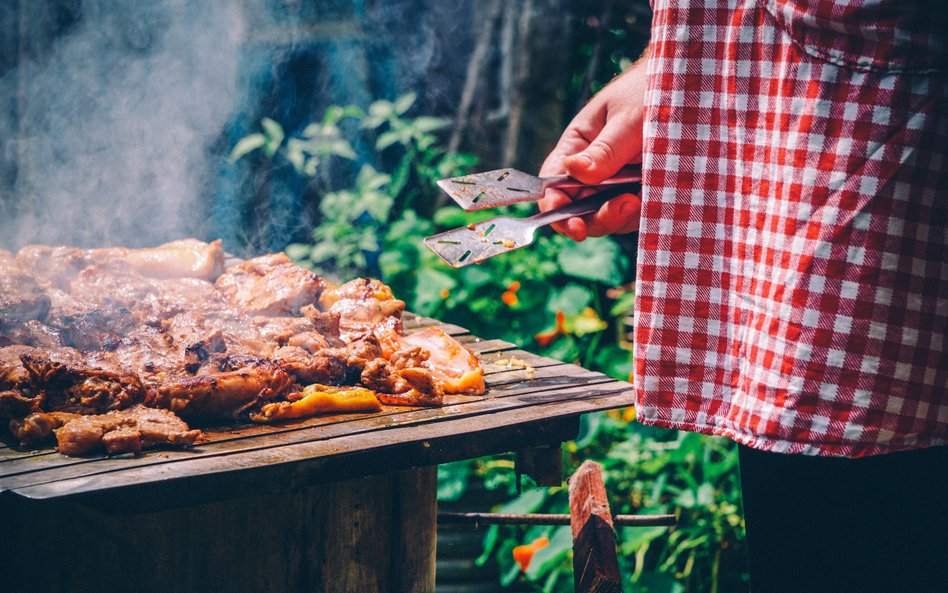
[425,165,642,268]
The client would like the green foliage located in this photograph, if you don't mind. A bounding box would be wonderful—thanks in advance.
[231,93,747,593]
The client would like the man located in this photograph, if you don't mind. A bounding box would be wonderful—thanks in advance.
[540,2,947,591]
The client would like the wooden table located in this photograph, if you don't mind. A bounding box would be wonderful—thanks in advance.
[0,314,633,593]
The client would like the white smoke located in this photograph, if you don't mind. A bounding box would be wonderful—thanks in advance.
[0,0,243,249]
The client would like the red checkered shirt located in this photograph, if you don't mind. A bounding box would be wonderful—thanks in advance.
[633,0,948,456]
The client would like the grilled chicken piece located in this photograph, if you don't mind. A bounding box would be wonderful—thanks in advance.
[317,278,405,343]
[0,266,51,330]
[53,405,202,456]
[252,384,381,423]
[215,253,327,316]
[14,245,89,290]
[146,357,294,418]
[9,411,80,446]
[120,238,225,281]
[0,390,42,420]
[401,327,485,395]
[270,346,348,384]
[20,352,147,414]
[360,359,443,407]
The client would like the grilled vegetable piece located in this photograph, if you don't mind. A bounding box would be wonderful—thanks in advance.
[251,384,382,422]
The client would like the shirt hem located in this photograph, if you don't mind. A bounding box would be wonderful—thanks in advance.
[637,413,948,458]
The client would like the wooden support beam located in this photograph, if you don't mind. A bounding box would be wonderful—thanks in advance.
[569,460,623,593]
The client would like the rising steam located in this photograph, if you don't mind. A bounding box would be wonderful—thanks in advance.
[0,1,242,250]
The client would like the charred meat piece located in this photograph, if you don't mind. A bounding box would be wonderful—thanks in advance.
[2,320,65,349]
[54,404,202,456]
[146,357,294,419]
[9,411,80,447]
[300,305,342,341]
[0,267,51,330]
[317,278,405,343]
[360,359,443,407]
[183,328,226,373]
[62,306,138,351]
[401,327,486,395]
[215,253,327,316]
[14,245,89,290]
[20,353,147,414]
[270,346,348,385]
[0,390,42,420]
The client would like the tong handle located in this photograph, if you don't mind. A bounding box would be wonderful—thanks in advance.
[530,184,641,227]
[542,164,642,191]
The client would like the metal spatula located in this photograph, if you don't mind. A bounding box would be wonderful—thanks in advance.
[424,186,638,268]
[437,164,642,211]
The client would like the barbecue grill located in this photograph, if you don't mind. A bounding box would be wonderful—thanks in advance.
[0,312,633,593]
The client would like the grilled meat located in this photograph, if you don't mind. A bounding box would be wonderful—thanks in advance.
[0,266,51,330]
[215,253,326,315]
[54,405,202,456]
[20,352,147,415]
[9,411,80,446]
[0,239,485,456]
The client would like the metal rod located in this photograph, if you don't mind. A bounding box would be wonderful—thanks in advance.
[437,511,676,527]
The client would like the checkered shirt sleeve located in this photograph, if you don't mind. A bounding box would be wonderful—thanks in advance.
[634,0,948,457]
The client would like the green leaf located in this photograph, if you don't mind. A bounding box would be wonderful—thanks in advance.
[557,237,628,285]
[229,133,266,162]
[368,99,394,118]
[546,284,593,316]
[570,308,607,337]
[260,117,284,156]
[525,526,572,581]
[376,129,401,151]
[610,290,636,317]
[574,412,605,448]
[437,461,470,501]
[284,243,311,262]
[394,92,417,115]
[412,116,449,133]
[499,487,548,514]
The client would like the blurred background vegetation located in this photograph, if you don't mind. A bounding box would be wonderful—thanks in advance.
[2,0,747,591]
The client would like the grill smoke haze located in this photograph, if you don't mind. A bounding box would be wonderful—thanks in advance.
[0,1,242,250]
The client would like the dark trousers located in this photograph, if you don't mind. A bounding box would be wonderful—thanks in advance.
[738,444,948,593]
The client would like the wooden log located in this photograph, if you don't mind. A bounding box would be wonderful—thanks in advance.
[568,460,623,593]
[0,466,437,593]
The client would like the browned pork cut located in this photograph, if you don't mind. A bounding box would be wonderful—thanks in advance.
[145,357,294,418]
[215,253,327,315]
[53,405,202,456]
[317,278,406,345]
[0,266,51,330]
[9,410,80,446]
[119,238,225,281]
[19,352,147,414]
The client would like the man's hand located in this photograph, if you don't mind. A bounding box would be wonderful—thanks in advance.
[538,51,648,241]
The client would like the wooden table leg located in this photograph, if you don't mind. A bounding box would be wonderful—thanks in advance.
[1,466,437,593]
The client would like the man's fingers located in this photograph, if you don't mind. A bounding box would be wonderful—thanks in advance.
[583,192,642,237]
[563,115,642,184]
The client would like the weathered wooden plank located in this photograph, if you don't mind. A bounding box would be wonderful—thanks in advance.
[0,379,630,492]
[569,460,623,593]
[11,390,629,504]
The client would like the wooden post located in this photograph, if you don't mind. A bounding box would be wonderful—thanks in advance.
[568,460,623,593]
